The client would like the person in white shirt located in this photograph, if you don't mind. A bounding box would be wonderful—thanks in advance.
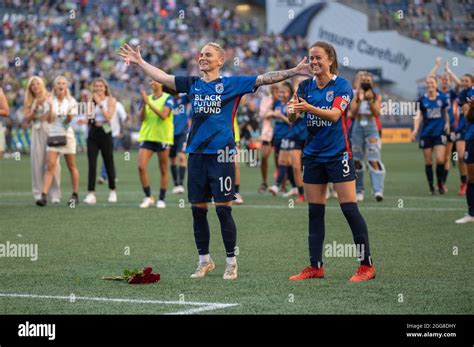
[23,76,61,203]
[0,86,10,159]
[36,75,80,206]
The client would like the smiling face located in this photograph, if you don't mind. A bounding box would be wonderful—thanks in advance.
[278,84,291,103]
[309,46,333,76]
[30,78,42,97]
[93,80,107,96]
[440,74,450,90]
[199,45,224,73]
[461,75,473,89]
[425,76,437,93]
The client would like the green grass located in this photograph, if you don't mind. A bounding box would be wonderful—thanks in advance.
[0,143,473,314]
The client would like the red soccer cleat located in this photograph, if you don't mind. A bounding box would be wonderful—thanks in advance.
[458,182,467,196]
[349,265,376,282]
[296,194,305,203]
[289,266,324,281]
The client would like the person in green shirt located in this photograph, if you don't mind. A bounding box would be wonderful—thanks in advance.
[138,80,175,208]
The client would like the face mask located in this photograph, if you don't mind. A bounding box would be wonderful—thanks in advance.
[361,83,371,91]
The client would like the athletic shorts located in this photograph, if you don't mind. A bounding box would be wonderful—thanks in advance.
[419,134,448,149]
[273,138,283,153]
[280,138,305,150]
[454,130,465,142]
[448,131,456,143]
[303,154,356,184]
[169,133,187,158]
[464,140,474,164]
[140,141,171,152]
[188,153,236,203]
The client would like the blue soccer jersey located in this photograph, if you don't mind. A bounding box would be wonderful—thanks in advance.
[273,100,290,142]
[439,88,457,128]
[463,86,474,140]
[419,92,449,138]
[174,76,257,154]
[287,113,307,142]
[173,94,190,135]
[297,75,352,162]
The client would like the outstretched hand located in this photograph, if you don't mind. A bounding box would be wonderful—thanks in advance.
[118,44,143,65]
[293,57,310,76]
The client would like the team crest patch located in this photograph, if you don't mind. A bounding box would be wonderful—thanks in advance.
[340,100,348,111]
[216,83,224,94]
[326,91,334,102]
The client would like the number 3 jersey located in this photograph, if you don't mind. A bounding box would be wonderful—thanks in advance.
[296,75,353,162]
[174,75,257,154]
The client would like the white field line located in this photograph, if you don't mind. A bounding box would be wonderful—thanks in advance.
[0,191,467,202]
[0,293,239,315]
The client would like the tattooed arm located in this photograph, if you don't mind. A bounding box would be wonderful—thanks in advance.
[255,57,309,87]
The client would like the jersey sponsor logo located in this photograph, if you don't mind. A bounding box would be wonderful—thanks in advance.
[307,113,333,127]
[215,83,224,94]
[326,91,334,102]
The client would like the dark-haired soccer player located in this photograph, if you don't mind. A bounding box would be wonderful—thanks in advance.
[411,76,450,195]
[119,42,309,279]
[287,41,375,282]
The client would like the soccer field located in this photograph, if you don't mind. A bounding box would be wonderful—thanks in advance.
[0,143,472,315]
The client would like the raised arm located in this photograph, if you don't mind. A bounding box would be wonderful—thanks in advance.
[255,57,309,88]
[118,44,176,91]
[444,61,461,92]
[428,57,442,77]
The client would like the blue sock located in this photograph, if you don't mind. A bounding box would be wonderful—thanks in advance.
[143,186,151,198]
[191,206,210,255]
[159,188,166,201]
[308,203,325,268]
[171,165,178,186]
[275,165,287,187]
[178,166,186,186]
[467,183,474,217]
[340,202,372,266]
[436,164,444,186]
[287,166,296,188]
[216,205,237,257]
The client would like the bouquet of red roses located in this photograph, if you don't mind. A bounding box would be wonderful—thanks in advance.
[102,266,160,284]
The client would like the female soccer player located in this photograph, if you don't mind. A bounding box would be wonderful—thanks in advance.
[268,82,301,199]
[118,42,308,280]
[23,76,61,203]
[36,76,79,206]
[137,79,175,208]
[349,72,385,202]
[258,85,279,193]
[411,76,450,195]
[287,41,375,282]
[83,78,118,205]
[455,84,474,223]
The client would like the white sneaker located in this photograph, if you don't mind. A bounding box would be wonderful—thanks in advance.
[269,185,279,196]
[84,192,97,205]
[223,262,238,280]
[234,193,244,205]
[172,186,181,194]
[51,197,61,204]
[455,214,474,224]
[156,200,166,208]
[282,187,298,197]
[374,192,383,202]
[356,193,364,202]
[190,260,216,278]
[177,185,185,193]
[325,187,331,200]
[139,196,155,208]
[108,190,117,203]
